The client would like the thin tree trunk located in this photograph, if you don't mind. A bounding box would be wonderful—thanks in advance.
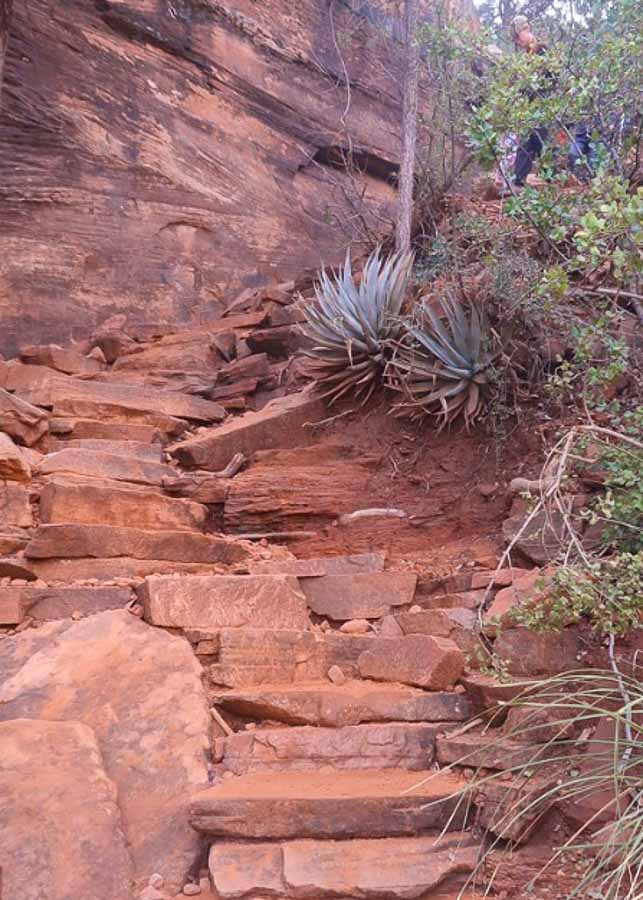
[0,0,12,102]
[395,0,420,255]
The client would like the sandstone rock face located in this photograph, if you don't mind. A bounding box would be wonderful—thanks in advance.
[0,719,134,900]
[0,610,211,893]
[209,835,478,899]
[12,585,131,620]
[141,574,310,630]
[358,634,465,690]
[0,1,405,355]
[40,479,207,532]
[301,573,417,620]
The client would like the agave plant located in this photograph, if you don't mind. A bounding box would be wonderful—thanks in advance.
[300,247,414,405]
[387,296,497,429]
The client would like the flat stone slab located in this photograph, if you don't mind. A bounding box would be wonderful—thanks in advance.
[190,769,467,840]
[49,418,161,442]
[208,628,374,687]
[216,723,437,775]
[140,575,310,630]
[301,573,417,620]
[0,482,33,527]
[0,719,134,900]
[7,585,132,621]
[25,524,250,564]
[0,610,210,894]
[29,557,232,582]
[358,635,465,690]
[37,448,174,486]
[212,681,471,727]
[210,835,478,899]
[0,557,36,580]
[14,364,225,422]
[170,391,326,470]
[253,552,386,577]
[40,479,207,532]
[396,608,477,636]
[56,438,162,461]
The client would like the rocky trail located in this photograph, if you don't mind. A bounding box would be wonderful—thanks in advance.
[0,285,612,899]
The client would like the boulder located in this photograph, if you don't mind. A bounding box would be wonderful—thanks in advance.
[0,526,31,555]
[0,719,134,900]
[484,568,550,630]
[40,480,207,532]
[358,634,464,690]
[0,610,211,894]
[0,483,33,527]
[301,573,417,620]
[216,723,437,775]
[170,392,326,471]
[0,557,36,580]
[502,510,566,566]
[212,682,471,727]
[0,432,31,482]
[140,575,310,631]
[190,769,467,840]
[37,448,174,486]
[0,386,49,445]
[209,835,478,899]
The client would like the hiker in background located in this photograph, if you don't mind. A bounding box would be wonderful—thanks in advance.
[510,15,550,188]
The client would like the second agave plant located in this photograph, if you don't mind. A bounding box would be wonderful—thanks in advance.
[300,247,414,406]
[387,296,497,429]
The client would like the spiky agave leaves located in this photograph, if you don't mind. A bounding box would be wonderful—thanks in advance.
[300,247,414,406]
[387,296,497,430]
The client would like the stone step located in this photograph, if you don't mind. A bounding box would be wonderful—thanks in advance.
[170,391,325,470]
[357,634,464,690]
[36,448,174,487]
[416,589,486,611]
[50,438,162,461]
[205,627,375,688]
[215,722,438,775]
[29,557,238,583]
[300,572,417,620]
[24,524,251,565]
[49,418,161,443]
[190,769,468,840]
[211,681,471,727]
[436,731,557,771]
[140,575,310,631]
[40,479,207,533]
[209,834,478,899]
[252,552,385,577]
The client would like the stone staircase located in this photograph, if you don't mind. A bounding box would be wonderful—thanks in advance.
[0,315,565,899]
